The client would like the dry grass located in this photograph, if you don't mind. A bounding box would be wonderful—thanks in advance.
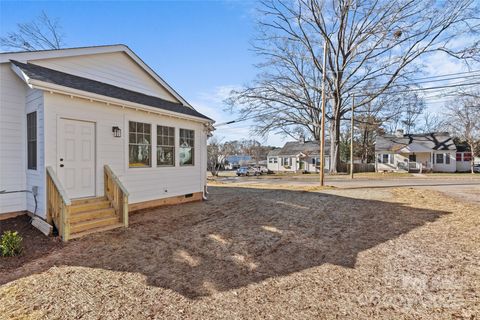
[1,186,479,319]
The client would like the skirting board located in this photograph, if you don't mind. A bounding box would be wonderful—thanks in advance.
[129,192,203,213]
[0,210,27,221]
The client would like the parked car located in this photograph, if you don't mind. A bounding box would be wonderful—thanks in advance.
[253,166,269,174]
[473,164,480,173]
[236,167,258,176]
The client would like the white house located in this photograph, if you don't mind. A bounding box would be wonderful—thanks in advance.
[0,45,213,240]
[375,130,471,173]
[267,140,330,173]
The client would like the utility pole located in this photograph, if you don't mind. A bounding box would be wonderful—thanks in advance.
[319,41,328,186]
[350,94,355,179]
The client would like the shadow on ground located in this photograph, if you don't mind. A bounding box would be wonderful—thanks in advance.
[0,186,448,298]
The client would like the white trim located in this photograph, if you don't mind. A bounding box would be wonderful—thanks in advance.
[0,45,128,63]
[10,63,33,88]
[26,79,212,124]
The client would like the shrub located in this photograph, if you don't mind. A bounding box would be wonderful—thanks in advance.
[1,231,23,257]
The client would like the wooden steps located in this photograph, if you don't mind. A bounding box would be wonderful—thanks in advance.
[68,197,121,239]
[69,223,124,240]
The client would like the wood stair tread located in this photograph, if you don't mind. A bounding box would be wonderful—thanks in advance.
[69,223,124,240]
[70,207,116,223]
[71,196,108,206]
[70,200,112,213]
[70,215,119,233]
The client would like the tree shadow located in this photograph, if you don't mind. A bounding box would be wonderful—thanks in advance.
[0,186,448,299]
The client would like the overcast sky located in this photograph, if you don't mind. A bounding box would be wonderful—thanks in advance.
[1,1,475,146]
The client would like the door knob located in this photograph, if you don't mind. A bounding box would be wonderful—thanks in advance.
[60,158,64,161]
[60,164,64,168]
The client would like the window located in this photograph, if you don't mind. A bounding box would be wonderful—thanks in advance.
[436,153,444,164]
[268,157,278,164]
[27,112,37,170]
[456,153,462,161]
[179,129,194,166]
[445,154,450,164]
[282,157,290,166]
[463,152,472,162]
[129,121,151,167]
[157,125,175,166]
[378,154,394,164]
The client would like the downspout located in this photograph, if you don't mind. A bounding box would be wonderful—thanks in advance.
[203,184,208,201]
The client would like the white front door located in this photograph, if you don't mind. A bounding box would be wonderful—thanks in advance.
[57,118,96,199]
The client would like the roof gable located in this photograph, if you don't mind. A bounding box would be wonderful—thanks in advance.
[275,141,329,156]
[11,60,211,121]
[0,44,191,107]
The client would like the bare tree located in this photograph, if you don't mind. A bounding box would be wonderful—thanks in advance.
[1,11,64,51]
[228,0,479,173]
[418,112,446,133]
[226,40,323,141]
[207,137,225,177]
[444,96,480,173]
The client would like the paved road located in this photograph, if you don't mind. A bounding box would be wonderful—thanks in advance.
[215,175,480,204]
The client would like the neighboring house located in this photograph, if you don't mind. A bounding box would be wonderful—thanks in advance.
[0,45,213,240]
[224,155,252,169]
[267,140,330,173]
[375,130,471,173]
[455,145,478,171]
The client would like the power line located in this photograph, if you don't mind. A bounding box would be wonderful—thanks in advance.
[215,73,480,128]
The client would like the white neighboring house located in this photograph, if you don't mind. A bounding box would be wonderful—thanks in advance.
[375,130,470,173]
[0,45,213,240]
[267,140,330,173]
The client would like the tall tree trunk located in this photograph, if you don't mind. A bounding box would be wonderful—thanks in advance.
[469,142,475,174]
[329,117,341,173]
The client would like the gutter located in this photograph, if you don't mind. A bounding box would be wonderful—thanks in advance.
[10,62,214,125]
[29,79,214,124]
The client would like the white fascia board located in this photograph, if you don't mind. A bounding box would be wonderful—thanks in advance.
[10,63,34,88]
[29,79,214,124]
[121,46,193,108]
[2,44,200,113]
[0,45,127,63]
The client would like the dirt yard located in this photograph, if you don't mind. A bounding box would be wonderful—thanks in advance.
[0,185,479,319]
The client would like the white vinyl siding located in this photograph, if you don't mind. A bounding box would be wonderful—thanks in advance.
[43,92,207,206]
[25,89,45,215]
[0,63,28,214]
[32,52,179,102]
[432,151,456,172]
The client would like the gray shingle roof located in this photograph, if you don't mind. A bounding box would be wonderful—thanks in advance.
[375,132,456,152]
[11,60,212,121]
[269,141,330,157]
[267,148,282,157]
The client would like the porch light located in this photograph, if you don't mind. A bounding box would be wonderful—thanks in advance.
[112,126,122,137]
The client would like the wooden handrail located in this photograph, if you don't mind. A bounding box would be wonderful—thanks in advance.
[104,165,129,227]
[46,166,71,241]
[104,165,129,196]
[46,166,71,205]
